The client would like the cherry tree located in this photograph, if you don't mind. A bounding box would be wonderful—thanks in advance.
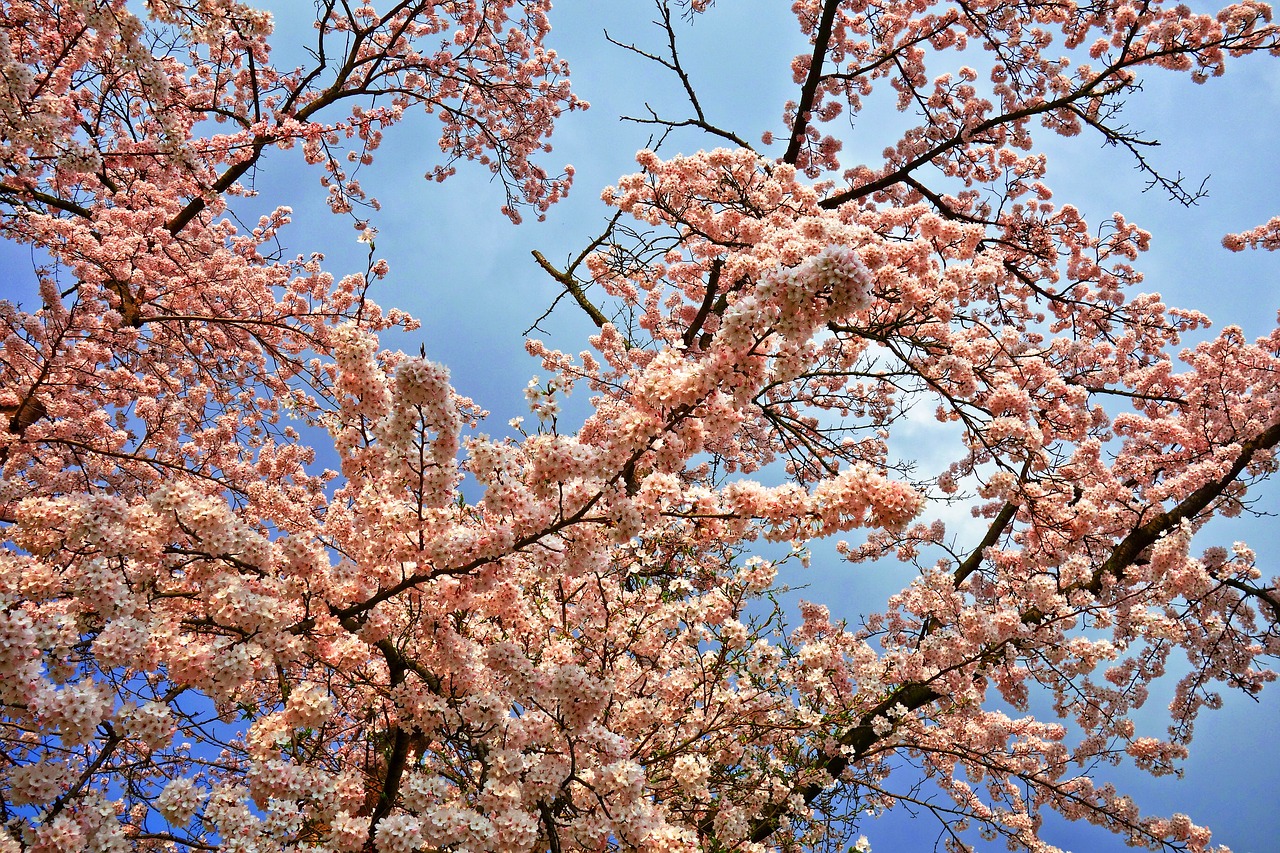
[0,0,1278,851]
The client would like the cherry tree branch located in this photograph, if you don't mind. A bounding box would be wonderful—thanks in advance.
[784,0,843,165]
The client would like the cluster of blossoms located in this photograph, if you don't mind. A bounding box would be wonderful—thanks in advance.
[0,0,1278,852]
[755,243,876,343]
[155,778,206,826]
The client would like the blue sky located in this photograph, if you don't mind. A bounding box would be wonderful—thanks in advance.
[249,2,1280,851]
[2,0,1277,850]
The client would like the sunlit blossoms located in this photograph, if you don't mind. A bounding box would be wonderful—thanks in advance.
[0,0,1278,852]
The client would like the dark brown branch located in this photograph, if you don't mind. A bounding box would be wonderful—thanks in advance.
[2,392,47,435]
[43,725,125,823]
[903,174,988,224]
[784,0,843,164]
[539,801,564,853]
[1082,420,1280,594]
[819,25,1278,209]
[531,249,609,329]
[1215,576,1280,624]
[681,258,723,348]
[1069,380,1188,406]
[620,106,755,150]
[953,500,1018,586]
[736,682,941,843]
[166,141,271,236]
[615,2,756,150]
[527,211,624,336]
[364,637,415,836]
[0,181,93,219]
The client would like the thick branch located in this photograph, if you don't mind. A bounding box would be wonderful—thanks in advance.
[1082,420,1280,594]
[784,0,843,164]
[738,682,941,843]
[681,258,723,348]
[0,181,93,219]
[953,500,1018,586]
[531,249,609,329]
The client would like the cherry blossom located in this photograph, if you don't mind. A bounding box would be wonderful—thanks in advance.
[0,1,1279,852]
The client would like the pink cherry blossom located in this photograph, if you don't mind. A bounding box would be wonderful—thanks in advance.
[0,1,1278,852]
